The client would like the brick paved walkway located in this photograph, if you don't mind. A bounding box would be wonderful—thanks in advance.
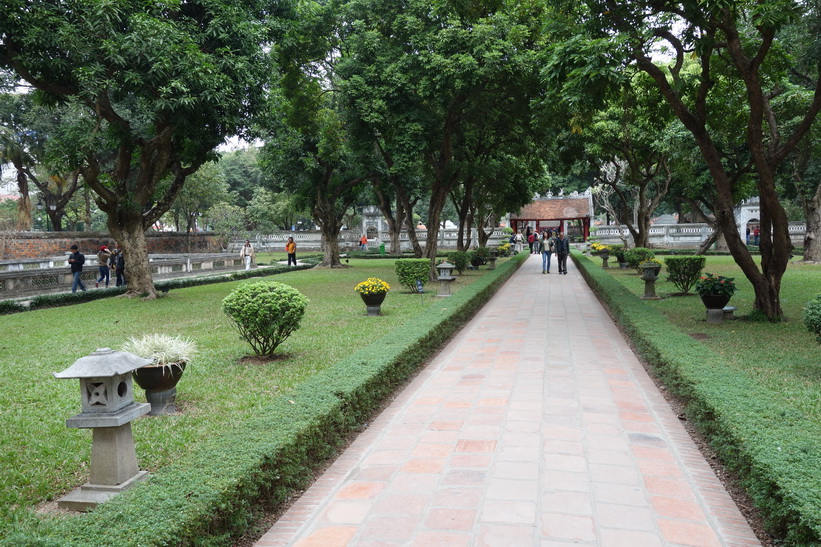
[255,254,761,546]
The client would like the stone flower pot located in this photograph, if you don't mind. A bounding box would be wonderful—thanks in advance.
[132,363,186,416]
[700,294,731,310]
[360,292,387,316]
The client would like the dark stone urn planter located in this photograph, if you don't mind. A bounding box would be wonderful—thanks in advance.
[132,363,186,416]
[360,292,387,316]
[700,294,731,310]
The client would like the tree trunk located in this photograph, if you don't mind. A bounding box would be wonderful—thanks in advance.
[372,180,402,254]
[110,218,156,299]
[802,182,821,262]
[13,166,32,231]
[697,225,721,255]
[395,186,422,257]
[317,219,343,267]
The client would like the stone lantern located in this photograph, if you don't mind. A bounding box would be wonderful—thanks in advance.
[487,249,498,270]
[436,261,456,297]
[639,261,662,300]
[53,348,152,511]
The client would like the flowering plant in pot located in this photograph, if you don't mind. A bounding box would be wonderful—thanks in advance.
[122,333,197,415]
[354,277,390,296]
[355,277,390,315]
[695,272,737,309]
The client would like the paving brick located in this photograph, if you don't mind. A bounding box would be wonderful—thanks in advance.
[253,257,760,547]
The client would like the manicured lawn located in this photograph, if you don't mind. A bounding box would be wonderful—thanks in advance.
[0,258,498,523]
[609,255,821,420]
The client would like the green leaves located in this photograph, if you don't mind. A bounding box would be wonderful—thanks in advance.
[222,281,309,356]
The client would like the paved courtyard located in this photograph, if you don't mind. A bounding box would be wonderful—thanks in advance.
[256,254,761,546]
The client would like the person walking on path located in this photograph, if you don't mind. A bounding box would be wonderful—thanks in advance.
[541,230,554,273]
[527,232,536,254]
[285,236,297,266]
[95,245,111,288]
[68,244,86,293]
[240,240,256,271]
[555,231,570,274]
[513,231,524,254]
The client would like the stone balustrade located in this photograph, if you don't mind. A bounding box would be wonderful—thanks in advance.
[0,254,245,299]
[592,222,807,248]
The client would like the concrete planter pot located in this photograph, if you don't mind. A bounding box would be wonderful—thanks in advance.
[360,292,387,316]
[133,363,186,416]
[700,294,731,310]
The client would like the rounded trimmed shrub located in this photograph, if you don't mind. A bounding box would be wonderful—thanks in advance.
[624,247,655,272]
[447,251,469,274]
[665,256,706,294]
[222,281,309,356]
[395,258,430,292]
[804,294,821,344]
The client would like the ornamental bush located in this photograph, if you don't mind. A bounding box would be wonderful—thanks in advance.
[610,245,626,263]
[222,281,309,356]
[447,251,469,274]
[471,246,491,264]
[664,256,706,294]
[804,294,821,344]
[395,259,430,292]
[624,247,655,272]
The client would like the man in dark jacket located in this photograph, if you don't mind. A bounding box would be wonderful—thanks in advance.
[555,232,570,275]
[68,244,86,292]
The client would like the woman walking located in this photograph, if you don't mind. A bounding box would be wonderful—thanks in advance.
[285,237,297,266]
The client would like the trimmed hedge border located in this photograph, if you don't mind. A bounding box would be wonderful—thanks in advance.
[572,252,821,546]
[0,255,323,316]
[4,253,527,546]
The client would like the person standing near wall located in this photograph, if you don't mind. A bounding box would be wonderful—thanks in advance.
[555,232,570,275]
[360,234,368,252]
[68,244,86,292]
[286,236,297,266]
[240,240,255,271]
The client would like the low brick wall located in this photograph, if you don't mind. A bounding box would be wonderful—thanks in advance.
[0,232,221,259]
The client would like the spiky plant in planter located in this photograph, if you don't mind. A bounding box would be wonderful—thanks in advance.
[122,333,197,415]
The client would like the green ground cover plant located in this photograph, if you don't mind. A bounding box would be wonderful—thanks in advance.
[0,254,524,545]
[573,252,821,545]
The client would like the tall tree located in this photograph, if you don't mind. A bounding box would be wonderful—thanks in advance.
[1,0,288,297]
[263,2,372,268]
[545,0,821,319]
[338,0,547,271]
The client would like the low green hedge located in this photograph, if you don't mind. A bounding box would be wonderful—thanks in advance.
[572,252,821,545]
[4,253,527,546]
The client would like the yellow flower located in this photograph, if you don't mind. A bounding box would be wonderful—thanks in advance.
[354,277,390,294]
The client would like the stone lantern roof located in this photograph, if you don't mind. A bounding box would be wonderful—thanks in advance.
[53,348,152,379]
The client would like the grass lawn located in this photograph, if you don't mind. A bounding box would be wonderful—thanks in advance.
[610,255,821,414]
[584,254,821,544]
[0,257,501,529]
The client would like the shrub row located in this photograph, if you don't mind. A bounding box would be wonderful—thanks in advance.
[4,253,527,546]
[572,252,821,545]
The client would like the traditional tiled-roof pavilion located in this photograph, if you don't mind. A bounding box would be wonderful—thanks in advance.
[509,191,594,241]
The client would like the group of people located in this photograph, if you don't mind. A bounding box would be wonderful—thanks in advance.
[511,229,571,275]
[68,243,125,293]
[239,237,298,270]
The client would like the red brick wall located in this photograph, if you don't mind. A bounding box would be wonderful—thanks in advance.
[0,232,222,259]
